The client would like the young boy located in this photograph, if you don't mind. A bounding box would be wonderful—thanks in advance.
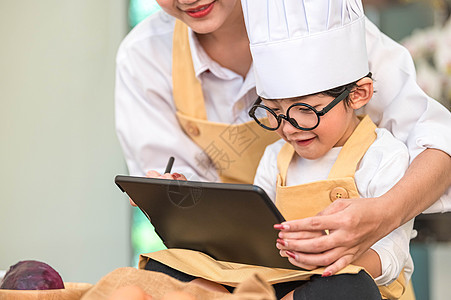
[245,0,414,299]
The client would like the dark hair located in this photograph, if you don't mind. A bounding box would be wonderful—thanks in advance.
[318,72,373,106]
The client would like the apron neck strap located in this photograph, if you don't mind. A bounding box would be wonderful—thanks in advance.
[172,20,208,120]
[277,115,377,183]
[328,115,377,179]
[277,143,295,187]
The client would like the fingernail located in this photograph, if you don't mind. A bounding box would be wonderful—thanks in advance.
[286,251,297,260]
[274,223,289,230]
[276,239,286,246]
[274,224,283,230]
[173,173,181,179]
[322,271,332,277]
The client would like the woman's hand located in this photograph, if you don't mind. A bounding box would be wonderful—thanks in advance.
[275,225,324,270]
[274,196,391,276]
[274,149,451,276]
[129,170,188,206]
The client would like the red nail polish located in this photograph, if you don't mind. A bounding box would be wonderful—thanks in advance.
[322,271,332,277]
[277,239,286,246]
[274,223,289,230]
[286,251,296,260]
[274,224,283,230]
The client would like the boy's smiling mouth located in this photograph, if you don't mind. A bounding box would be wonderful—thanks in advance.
[295,137,316,147]
[289,135,317,147]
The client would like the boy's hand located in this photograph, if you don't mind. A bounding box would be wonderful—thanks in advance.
[146,170,187,180]
[129,170,188,206]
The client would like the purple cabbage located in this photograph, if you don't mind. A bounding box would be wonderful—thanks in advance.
[0,260,65,290]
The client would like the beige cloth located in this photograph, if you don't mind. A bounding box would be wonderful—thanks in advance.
[81,267,275,300]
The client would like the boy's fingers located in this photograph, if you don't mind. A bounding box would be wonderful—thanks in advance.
[146,170,161,178]
[172,173,187,180]
[322,255,353,276]
[160,173,175,179]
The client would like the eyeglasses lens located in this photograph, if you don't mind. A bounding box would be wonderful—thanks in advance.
[287,105,319,129]
[252,105,319,130]
[252,106,278,129]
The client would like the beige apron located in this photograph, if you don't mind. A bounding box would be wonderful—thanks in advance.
[275,115,408,300]
[171,20,280,184]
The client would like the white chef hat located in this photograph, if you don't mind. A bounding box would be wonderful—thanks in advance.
[242,0,369,99]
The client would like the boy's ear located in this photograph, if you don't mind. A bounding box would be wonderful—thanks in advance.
[349,77,373,110]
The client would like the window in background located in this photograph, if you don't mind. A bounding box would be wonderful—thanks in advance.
[129,0,161,28]
[363,0,451,110]
[128,0,166,267]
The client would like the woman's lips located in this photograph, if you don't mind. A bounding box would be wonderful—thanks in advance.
[295,137,315,147]
[185,2,215,18]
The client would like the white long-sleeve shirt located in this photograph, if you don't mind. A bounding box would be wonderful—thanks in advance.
[254,128,414,286]
[115,10,450,212]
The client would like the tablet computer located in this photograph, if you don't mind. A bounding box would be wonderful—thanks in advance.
[115,175,299,270]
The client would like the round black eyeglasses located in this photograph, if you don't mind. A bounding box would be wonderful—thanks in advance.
[248,88,351,131]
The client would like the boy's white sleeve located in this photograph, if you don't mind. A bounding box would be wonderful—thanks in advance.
[371,220,414,286]
[357,129,413,285]
[363,18,451,213]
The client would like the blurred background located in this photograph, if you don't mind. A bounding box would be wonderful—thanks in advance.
[0,0,450,299]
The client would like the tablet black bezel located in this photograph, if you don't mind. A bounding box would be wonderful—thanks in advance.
[115,175,299,270]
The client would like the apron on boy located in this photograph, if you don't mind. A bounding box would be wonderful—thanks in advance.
[141,115,407,299]
[140,21,413,300]
[276,115,408,300]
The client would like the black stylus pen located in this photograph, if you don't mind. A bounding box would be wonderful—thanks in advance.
[164,156,175,174]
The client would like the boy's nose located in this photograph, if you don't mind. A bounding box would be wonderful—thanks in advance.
[280,118,300,136]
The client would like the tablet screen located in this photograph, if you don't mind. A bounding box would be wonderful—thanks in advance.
[115,175,298,270]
